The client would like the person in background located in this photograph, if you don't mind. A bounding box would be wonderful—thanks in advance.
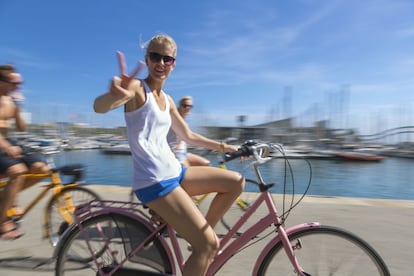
[0,64,50,240]
[93,34,245,275]
[167,96,211,167]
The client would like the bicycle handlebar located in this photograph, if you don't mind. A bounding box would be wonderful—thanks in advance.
[224,140,272,164]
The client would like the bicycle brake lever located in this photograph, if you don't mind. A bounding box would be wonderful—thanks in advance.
[252,144,272,164]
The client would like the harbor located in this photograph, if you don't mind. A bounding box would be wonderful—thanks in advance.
[47,147,414,200]
[19,119,414,162]
[9,120,414,201]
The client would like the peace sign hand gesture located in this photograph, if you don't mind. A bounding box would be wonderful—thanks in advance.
[93,51,146,113]
[109,51,146,100]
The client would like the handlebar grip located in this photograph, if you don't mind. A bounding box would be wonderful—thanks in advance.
[224,146,252,162]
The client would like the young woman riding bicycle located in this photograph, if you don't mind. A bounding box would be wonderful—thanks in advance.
[93,34,245,276]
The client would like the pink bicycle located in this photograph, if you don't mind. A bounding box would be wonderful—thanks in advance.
[54,141,390,275]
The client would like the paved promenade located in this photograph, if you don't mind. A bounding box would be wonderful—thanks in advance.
[1,185,413,275]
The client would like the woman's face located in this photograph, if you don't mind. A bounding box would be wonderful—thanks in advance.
[178,99,193,118]
[146,43,176,81]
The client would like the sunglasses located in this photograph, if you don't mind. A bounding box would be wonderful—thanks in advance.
[148,52,175,66]
[181,104,193,109]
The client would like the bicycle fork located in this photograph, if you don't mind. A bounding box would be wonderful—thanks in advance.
[257,193,314,276]
[277,225,308,276]
[54,185,79,225]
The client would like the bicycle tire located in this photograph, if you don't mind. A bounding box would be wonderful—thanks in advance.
[220,178,259,232]
[257,225,390,275]
[45,185,101,247]
[55,213,173,276]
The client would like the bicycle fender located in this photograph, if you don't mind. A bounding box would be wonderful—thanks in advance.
[252,222,321,275]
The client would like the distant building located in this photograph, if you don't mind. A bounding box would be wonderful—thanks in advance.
[203,118,358,146]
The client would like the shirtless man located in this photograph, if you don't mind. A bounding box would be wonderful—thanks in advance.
[0,64,49,239]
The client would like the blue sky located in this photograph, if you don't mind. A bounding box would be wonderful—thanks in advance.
[1,0,414,135]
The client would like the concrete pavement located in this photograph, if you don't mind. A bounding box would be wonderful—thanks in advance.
[0,185,413,275]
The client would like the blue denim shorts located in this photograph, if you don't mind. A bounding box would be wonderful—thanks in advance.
[134,166,187,205]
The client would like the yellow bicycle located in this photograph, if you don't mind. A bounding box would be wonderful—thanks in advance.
[1,163,101,246]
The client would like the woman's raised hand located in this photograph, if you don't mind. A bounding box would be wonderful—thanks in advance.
[109,51,145,99]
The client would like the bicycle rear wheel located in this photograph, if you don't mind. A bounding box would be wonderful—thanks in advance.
[257,225,390,275]
[45,186,101,247]
[55,213,172,276]
[220,178,260,233]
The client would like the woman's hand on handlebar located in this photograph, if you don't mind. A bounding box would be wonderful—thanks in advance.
[223,143,239,153]
[222,143,250,162]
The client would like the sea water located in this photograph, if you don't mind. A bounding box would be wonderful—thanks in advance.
[53,150,414,200]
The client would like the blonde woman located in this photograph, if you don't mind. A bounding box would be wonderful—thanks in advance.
[94,34,245,276]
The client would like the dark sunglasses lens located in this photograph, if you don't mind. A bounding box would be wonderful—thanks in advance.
[149,52,162,63]
[163,56,175,65]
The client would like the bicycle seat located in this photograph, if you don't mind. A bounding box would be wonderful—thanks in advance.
[55,164,85,182]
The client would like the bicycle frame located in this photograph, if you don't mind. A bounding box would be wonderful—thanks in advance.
[1,172,79,220]
[1,164,86,241]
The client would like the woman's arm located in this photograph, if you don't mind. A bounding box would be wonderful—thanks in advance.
[169,96,236,152]
[93,77,136,113]
[94,52,145,113]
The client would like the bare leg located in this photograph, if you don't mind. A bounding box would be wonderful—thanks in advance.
[184,154,211,202]
[181,166,245,228]
[147,186,219,276]
[13,162,50,214]
[187,153,211,166]
[0,164,26,239]
[20,161,50,190]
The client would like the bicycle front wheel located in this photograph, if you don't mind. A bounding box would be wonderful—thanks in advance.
[257,225,390,275]
[55,213,172,276]
[45,186,101,247]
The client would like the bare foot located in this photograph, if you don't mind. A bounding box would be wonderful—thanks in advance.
[0,220,24,240]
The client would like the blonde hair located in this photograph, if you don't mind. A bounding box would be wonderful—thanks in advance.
[140,34,177,57]
[179,96,192,106]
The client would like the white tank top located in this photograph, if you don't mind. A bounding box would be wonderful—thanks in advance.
[125,80,181,190]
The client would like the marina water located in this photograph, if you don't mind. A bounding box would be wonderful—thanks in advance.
[53,150,414,200]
